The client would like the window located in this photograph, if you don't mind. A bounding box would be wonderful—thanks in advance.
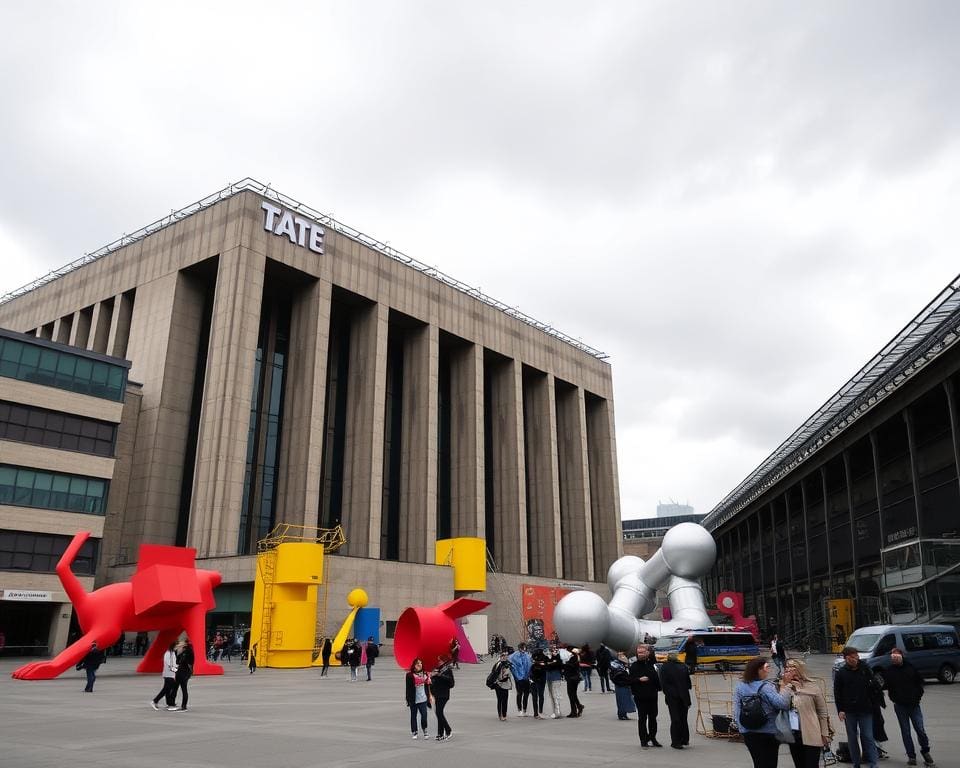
[0,335,126,401]
[0,464,108,515]
[0,529,99,574]
[873,634,896,655]
[0,400,116,456]
[922,632,957,649]
[903,632,924,651]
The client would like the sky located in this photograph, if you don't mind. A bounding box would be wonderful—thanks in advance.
[1,2,959,520]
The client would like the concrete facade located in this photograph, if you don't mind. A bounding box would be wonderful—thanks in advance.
[0,182,622,644]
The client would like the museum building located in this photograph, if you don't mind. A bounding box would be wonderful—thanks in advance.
[0,179,621,652]
[703,274,960,647]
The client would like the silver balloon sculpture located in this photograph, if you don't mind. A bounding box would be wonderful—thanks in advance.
[553,522,717,650]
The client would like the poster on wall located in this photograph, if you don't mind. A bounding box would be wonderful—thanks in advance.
[521,584,574,649]
[827,598,854,653]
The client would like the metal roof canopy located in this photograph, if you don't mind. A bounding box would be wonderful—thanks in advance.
[704,271,960,532]
[0,178,608,361]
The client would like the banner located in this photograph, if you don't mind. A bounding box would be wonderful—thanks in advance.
[827,598,855,653]
[521,584,573,649]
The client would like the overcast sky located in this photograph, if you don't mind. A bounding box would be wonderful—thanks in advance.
[2,2,959,520]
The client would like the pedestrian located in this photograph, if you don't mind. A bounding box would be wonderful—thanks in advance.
[545,644,565,718]
[431,657,455,741]
[780,659,833,768]
[834,646,880,768]
[248,642,258,674]
[491,650,513,721]
[771,634,787,676]
[530,647,548,718]
[365,636,379,681]
[595,643,612,693]
[172,638,194,712]
[563,647,585,718]
[346,638,362,681]
[579,643,596,693]
[629,644,662,747]
[659,651,692,749]
[685,637,699,674]
[77,640,105,693]
[883,647,935,766]
[734,656,793,768]
[508,641,532,715]
[873,689,891,759]
[449,636,460,669]
[405,657,433,739]
[320,636,332,677]
[151,642,179,710]
[609,650,636,720]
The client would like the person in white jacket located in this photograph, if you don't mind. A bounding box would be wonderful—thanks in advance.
[151,642,179,710]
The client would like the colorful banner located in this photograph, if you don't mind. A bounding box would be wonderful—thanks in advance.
[827,598,854,653]
[521,584,573,648]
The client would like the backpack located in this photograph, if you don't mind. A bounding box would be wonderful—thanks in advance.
[739,682,771,729]
[485,668,498,689]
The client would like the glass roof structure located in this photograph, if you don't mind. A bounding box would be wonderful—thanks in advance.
[704,271,960,532]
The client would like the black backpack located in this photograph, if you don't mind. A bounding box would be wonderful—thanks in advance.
[485,668,498,689]
[739,682,771,729]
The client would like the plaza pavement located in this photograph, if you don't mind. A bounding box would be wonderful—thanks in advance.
[0,653,957,768]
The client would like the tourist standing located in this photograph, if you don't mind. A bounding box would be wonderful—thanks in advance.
[734,657,793,768]
[545,644,565,718]
[449,636,460,669]
[883,647,934,766]
[491,651,513,720]
[659,651,692,749]
[563,647,585,718]
[431,658,455,741]
[346,638,362,681]
[530,647,548,718]
[320,636,332,677]
[685,638,699,674]
[629,644,662,747]
[248,642,258,674]
[609,650,636,720]
[508,642,532,716]
[405,658,432,739]
[780,659,832,768]
[580,643,595,693]
[834,646,880,768]
[172,639,194,712]
[364,636,379,681]
[595,643,612,694]
[151,642,179,710]
[771,634,787,675]
[78,641,105,693]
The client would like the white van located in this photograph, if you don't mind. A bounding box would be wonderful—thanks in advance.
[833,624,959,684]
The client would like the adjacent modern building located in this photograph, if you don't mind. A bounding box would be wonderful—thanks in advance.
[0,329,138,655]
[0,179,621,651]
[703,274,960,647]
[622,512,705,560]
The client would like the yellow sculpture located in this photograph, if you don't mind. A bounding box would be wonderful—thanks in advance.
[318,588,369,666]
[435,537,487,591]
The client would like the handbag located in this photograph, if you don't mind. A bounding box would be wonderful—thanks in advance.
[774,710,795,744]
[822,746,839,766]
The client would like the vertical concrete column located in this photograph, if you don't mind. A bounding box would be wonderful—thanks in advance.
[70,308,92,349]
[275,279,332,531]
[450,343,485,538]
[190,247,266,557]
[488,356,528,574]
[340,301,389,558]
[108,291,134,358]
[88,299,113,353]
[555,384,594,582]
[121,273,202,550]
[399,323,439,563]
[523,369,562,578]
[53,316,71,344]
[586,394,623,575]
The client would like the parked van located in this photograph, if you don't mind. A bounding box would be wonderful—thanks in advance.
[832,624,959,683]
[653,629,759,670]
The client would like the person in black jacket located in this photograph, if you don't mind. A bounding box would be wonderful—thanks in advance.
[405,657,433,738]
[364,637,379,681]
[530,648,548,718]
[79,641,105,692]
[431,658,455,740]
[629,644,662,748]
[659,652,692,749]
[173,639,194,711]
[883,647,934,766]
[595,643,612,693]
[833,647,879,768]
[563,648,585,718]
[320,636,332,677]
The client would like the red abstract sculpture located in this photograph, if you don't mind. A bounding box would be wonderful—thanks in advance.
[716,590,760,641]
[394,597,490,671]
[12,531,224,680]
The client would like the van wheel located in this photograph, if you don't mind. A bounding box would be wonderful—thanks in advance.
[938,664,956,684]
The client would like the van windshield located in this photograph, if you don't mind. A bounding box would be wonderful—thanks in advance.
[653,636,685,651]
[845,632,883,652]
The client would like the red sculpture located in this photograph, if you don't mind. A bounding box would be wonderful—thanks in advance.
[393,597,490,671]
[716,590,760,641]
[12,531,224,680]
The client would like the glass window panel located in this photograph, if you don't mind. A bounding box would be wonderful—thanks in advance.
[24,427,43,443]
[63,417,82,436]
[26,410,46,429]
[60,433,79,451]
[55,354,76,378]
[80,421,98,438]
[9,406,28,426]
[0,341,22,363]
[45,413,64,432]
[77,437,95,453]
[11,552,31,569]
[96,424,114,441]
[19,345,40,369]
[74,358,93,383]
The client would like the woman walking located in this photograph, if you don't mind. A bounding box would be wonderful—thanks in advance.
[405,658,433,739]
[734,657,794,768]
[491,651,513,721]
[320,636,332,677]
[530,647,548,719]
[579,644,595,693]
[563,647,585,718]
[150,641,179,710]
[173,639,194,712]
[431,658,455,741]
[781,660,833,768]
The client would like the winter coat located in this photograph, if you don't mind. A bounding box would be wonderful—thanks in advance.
[628,658,661,701]
[883,660,924,708]
[659,659,692,706]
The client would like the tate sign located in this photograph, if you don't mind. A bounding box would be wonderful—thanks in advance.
[261,201,325,254]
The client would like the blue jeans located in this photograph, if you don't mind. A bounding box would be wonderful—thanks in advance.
[843,711,878,768]
[84,667,96,691]
[410,701,429,733]
[893,703,930,758]
[581,668,592,691]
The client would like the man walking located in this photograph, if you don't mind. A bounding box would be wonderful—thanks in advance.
[770,634,787,675]
[884,647,934,766]
[79,641,105,692]
[659,652,692,749]
[629,644,662,748]
[508,642,532,716]
[834,646,879,768]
